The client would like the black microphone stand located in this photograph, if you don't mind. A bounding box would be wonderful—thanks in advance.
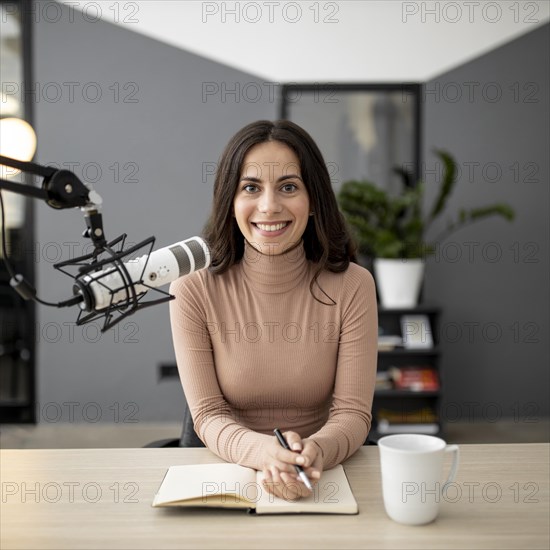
[0,155,173,332]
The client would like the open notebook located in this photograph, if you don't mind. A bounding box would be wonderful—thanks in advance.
[152,463,358,515]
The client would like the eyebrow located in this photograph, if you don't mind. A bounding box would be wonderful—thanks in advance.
[239,174,303,183]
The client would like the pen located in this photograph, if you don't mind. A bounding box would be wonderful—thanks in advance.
[273,428,314,491]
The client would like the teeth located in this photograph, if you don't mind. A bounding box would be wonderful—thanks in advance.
[255,222,289,232]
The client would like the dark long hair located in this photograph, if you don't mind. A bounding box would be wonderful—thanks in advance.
[202,119,358,305]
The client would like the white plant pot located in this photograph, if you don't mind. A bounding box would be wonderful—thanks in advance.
[374,258,425,308]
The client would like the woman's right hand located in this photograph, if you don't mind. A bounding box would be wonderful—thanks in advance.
[260,431,323,501]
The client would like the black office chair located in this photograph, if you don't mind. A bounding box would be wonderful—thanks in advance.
[144,395,204,448]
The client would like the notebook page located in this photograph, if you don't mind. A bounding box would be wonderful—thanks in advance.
[254,464,358,514]
[152,463,257,507]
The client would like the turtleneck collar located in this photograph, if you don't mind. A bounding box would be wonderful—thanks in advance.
[240,239,310,294]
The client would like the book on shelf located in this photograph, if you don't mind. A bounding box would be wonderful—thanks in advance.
[375,370,393,390]
[388,366,440,392]
[377,420,439,435]
[377,335,404,351]
[152,463,358,515]
[376,406,439,435]
[376,407,438,425]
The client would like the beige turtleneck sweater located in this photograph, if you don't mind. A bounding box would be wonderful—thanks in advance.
[169,240,378,471]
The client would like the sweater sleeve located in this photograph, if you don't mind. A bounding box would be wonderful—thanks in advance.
[168,275,273,470]
[307,267,378,469]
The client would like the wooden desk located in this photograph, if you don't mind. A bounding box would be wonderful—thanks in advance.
[1,444,548,549]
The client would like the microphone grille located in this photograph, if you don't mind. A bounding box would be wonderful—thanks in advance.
[186,239,208,270]
[169,238,208,276]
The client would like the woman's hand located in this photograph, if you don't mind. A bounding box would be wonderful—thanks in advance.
[260,431,324,501]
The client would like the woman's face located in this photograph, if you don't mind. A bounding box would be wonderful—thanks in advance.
[233,140,310,255]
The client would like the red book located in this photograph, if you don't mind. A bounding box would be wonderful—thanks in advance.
[389,366,439,392]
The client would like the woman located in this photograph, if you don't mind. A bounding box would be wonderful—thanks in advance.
[169,119,378,500]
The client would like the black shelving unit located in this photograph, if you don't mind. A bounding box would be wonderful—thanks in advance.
[0,228,36,423]
[0,0,36,423]
[370,305,442,442]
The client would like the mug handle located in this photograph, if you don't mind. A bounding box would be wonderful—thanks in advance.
[442,445,460,492]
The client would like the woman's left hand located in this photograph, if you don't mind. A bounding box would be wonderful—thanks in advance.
[261,432,324,501]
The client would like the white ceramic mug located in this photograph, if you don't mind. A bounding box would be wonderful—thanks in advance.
[378,434,460,525]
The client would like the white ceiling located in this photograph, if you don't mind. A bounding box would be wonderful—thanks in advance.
[61,0,549,82]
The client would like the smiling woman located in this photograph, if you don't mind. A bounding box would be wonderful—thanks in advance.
[233,140,311,256]
[169,119,378,503]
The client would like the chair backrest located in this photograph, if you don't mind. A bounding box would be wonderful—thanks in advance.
[179,395,205,447]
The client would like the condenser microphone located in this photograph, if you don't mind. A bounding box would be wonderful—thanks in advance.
[74,236,210,312]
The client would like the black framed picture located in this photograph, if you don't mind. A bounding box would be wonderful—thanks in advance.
[279,83,422,194]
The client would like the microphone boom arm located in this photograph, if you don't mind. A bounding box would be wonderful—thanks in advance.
[0,154,106,250]
[0,154,91,208]
[0,154,174,332]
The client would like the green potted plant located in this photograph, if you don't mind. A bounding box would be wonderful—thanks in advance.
[337,149,515,307]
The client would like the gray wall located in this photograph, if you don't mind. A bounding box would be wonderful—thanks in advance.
[422,24,549,422]
[32,3,276,423]
[31,5,548,426]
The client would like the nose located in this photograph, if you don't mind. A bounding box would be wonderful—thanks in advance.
[258,188,282,214]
